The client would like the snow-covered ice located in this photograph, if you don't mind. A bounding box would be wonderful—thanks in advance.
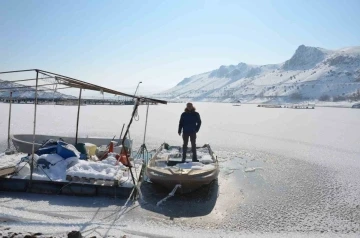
[0,102,359,237]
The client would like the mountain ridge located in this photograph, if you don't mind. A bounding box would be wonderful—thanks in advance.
[155,45,360,103]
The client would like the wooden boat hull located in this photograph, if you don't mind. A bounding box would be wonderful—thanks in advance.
[147,167,218,193]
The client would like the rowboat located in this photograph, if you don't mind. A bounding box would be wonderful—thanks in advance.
[146,143,219,193]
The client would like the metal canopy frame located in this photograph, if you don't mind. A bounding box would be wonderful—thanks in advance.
[0,69,167,104]
[0,69,167,191]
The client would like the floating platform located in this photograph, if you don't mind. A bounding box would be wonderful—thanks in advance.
[0,177,133,197]
[0,152,141,198]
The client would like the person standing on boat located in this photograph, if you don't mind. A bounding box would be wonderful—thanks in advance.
[178,102,202,162]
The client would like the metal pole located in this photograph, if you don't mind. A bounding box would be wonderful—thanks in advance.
[29,70,39,189]
[75,88,82,144]
[0,69,37,74]
[141,102,150,164]
[142,103,149,145]
[121,99,140,187]
[7,91,13,150]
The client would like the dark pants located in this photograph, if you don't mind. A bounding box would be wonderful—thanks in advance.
[182,133,197,161]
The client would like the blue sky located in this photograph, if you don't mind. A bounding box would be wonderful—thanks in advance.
[1,0,359,94]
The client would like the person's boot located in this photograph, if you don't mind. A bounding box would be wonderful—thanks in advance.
[192,146,199,162]
[182,146,187,163]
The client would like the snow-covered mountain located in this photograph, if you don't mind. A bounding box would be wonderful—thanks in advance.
[155,45,360,103]
[0,80,75,99]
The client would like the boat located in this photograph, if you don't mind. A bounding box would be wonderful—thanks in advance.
[11,134,132,155]
[146,143,219,193]
[233,100,241,106]
[352,103,360,108]
[285,103,315,109]
[257,104,282,108]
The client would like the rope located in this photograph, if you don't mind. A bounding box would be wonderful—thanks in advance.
[156,184,181,206]
[121,99,140,189]
[132,144,149,177]
[10,162,28,178]
[57,181,77,195]
[38,166,53,181]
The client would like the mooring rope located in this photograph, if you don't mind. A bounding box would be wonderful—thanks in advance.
[156,184,181,206]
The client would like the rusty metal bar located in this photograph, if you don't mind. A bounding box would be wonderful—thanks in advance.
[0,69,37,74]
[0,69,167,104]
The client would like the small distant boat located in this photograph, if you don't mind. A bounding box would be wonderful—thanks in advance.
[233,100,241,106]
[11,134,132,154]
[258,104,282,108]
[286,103,315,109]
[146,143,219,193]
[352,103,360,108]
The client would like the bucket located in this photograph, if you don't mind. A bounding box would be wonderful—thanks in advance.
[75,143,88,160]
[75,143,87,155]
[85,143,97,156]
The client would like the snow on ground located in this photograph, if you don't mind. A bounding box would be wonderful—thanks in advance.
[0,103,359,237]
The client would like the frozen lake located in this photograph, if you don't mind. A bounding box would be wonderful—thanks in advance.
[0,102,360,237]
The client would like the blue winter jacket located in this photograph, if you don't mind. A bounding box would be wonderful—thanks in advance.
[178,109,202,134]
